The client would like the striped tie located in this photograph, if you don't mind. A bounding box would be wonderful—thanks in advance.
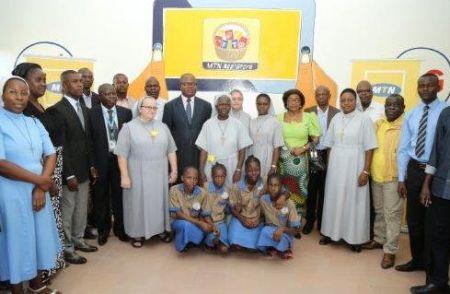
[415,105,429,158]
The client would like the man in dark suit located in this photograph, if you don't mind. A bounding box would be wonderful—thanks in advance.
[78,67,100,109]
[90,83,132,245]
[303,85,340,234]
[48,70,99,264]
[162,73,212,182]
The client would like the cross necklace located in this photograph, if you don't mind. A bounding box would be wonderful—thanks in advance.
[5,113,34,152]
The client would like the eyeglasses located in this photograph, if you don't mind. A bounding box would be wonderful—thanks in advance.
[141,106,158,110]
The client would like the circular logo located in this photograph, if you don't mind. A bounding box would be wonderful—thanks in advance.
[213,22,249,61]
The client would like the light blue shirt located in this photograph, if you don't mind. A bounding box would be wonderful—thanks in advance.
[316,107,328,150]
[101,105,119,151]
[397,98,447,181]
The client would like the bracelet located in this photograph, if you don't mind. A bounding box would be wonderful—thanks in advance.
[362,170,370,175]
[235,168,241,172]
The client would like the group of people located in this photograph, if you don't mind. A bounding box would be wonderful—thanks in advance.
[0,62,449,294]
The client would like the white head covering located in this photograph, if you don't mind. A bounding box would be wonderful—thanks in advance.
[132,96,157,118]
[0,75,29,108]
[211,93,232,117]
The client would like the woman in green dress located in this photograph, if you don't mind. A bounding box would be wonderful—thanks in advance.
[277,89,321,217]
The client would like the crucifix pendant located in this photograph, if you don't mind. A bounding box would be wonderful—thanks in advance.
[221,136,226,144]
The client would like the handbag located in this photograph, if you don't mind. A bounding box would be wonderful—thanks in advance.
[308,142,326,173]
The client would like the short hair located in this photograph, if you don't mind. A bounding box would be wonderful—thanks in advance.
[211,163,227,176]
[256,93,271,103]
[60,70,78,83]
[386,93,405,105]
[113,73,128,83]
[340,88,357,99]
[419,73,439,84]
[282,89,305,109]
[230,89,243,97]
[11,62,42,80]
[244,155,261,172]
[181,165,198,176]
[267,173,281,184]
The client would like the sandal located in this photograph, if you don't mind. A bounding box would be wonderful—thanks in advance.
[279,249,293,260]
[159,232,173,243]
[28,285,62,294]
[131,238,144,248]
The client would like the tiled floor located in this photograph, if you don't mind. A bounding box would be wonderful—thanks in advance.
[47,230,424,294]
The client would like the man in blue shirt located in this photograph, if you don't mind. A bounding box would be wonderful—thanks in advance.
[396,73,447,272]
[410,106,450,293]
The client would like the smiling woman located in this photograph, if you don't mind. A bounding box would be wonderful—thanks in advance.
[0,76,62,294]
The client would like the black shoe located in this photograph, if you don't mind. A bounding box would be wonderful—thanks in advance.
[395,260,424,272]
[117,232,130,242]
[302,221,314,235]
[64,252,87,264]
[350,245,362,253]
[319,236,332,245]
[75,242,98,253]
[410,283,450,293]
[84,227,97,239]
[98,233,109,246]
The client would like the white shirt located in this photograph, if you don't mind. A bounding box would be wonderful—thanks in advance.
[101,105,119,152]
[64,95,82,112]
[363,101,385,122]
[317,106,329,150]
[181,95,195,114]
[82,92,93,109]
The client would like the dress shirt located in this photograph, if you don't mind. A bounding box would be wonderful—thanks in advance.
[82,92,93,109]
[397,98,447,181]
[116,97,136,109]
[425,107,450,199]
[316,106,328,150]
[371,116,403,183]
[64,95,82,113]
[364,101,385,123]
[181,95,195,114]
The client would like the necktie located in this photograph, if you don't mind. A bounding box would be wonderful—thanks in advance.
[76,101,85,130]
[107,109,118,141]
[186,97,192,124]
[415,105,429,158]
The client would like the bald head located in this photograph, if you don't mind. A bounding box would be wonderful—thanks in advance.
[145,76,160,98]
[98,83,117,109]
[315,85,331,108]
[356,80,373,109]
[179,73,197,98]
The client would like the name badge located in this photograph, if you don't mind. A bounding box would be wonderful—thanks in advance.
[192,202,201,211]
[221,192,229,200]
[207,154,216,163]
[281,207,289,215]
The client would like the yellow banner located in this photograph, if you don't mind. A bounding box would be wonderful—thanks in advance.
[164,9,301,80]
[25,55,94,108]
[351,59,421,110]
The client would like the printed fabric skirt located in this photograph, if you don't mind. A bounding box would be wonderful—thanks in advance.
[257,226,294,253]
[279,149,309,216]
[204,222,229,248]
[228,217,263,250]
[42,147,66,282]
[171,220,205,252]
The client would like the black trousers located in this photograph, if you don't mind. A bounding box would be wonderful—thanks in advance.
[306,150,327,229]
[406,160,427,265]
[93,154,124,236]
[426,196,450,287]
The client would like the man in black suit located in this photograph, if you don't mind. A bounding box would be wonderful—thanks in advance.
[303,86,340,234]
[48,70,99,264]
[78,67,100,109]
[90,84,132,245]
[162,73,212,182]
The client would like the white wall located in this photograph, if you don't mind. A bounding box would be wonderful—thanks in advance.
[1,0,449,114]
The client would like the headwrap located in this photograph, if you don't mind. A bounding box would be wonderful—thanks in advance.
[0,75,29,108]
[211,93,231,117]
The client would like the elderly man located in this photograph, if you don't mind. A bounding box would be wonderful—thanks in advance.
[363,94,405,269]
[162,73,212,182]
[303,86,339,234]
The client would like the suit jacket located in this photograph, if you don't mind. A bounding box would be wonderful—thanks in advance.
[80,91,101,108]
[162,96,212,172]
[89,105,132,183]
[48,97,94,183]
[304,105,340,128]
